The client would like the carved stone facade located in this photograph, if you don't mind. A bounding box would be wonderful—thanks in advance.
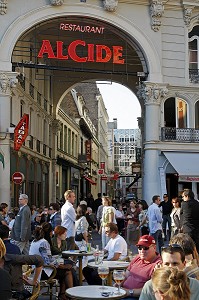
[50,0,64,6]
[150,0,164,32]
[51,119,62,135]
[137,82,168,105]
[0,72,18,95]
[103,0,118,12]
[0,0,7,15]
[183,6,193,26]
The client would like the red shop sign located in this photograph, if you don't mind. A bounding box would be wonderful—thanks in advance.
[85,140,92,161]
[38,39,124,64]
[14,114,29,151]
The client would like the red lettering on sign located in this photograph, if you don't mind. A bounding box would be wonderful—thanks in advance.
[37,39,125,64]
[56,41,69,60]
[38,40,56,59]
[96,45,112,63]
[68,40,87,62]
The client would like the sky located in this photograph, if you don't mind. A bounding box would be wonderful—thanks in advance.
[97,82,141,129]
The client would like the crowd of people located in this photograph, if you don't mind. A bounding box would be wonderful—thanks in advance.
[0,188,198,299]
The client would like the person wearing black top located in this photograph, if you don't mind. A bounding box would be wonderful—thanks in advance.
[181,189,199,253]
[159,194,173,241]
[94,193,102,213]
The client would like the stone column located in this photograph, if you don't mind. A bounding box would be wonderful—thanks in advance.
[0,72,18,206]
[137,82,168,203]
[51,119,62,202]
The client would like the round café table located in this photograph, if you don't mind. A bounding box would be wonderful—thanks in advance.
[87,260,129,286]
[62,250,93,285]
[66,285,126,299]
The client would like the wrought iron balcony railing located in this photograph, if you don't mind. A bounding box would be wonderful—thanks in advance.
[189,69,199,83]
[161,127,199,143]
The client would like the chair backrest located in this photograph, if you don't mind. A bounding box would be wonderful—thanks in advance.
[23,266,41,300]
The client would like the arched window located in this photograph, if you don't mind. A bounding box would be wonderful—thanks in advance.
[164,97,187,128]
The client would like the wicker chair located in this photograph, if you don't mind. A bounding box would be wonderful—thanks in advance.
[39,265,58,300]
[22,267,41,300]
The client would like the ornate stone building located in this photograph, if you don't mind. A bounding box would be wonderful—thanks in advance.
[1,0,199,206]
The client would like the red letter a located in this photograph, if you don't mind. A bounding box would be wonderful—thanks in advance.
[37,40,56,58]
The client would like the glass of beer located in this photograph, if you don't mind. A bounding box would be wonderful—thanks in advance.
[113,269,125,295]
[98,266,109,290]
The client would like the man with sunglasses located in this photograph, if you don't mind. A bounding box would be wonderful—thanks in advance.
[122,235,161,299]
[139,243,199,300]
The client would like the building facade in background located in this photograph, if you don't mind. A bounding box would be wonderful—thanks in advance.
[1,1,199,207]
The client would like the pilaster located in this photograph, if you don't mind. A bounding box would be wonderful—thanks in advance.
[0,71,18,206]
[137,81,168,203]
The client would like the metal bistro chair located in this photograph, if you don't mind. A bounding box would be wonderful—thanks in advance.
[39,265,58,300]
[22,267,41,300]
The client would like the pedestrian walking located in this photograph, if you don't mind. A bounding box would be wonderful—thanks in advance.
[159,194,172,241]
[10,194,31,255]
[147,195,164,253]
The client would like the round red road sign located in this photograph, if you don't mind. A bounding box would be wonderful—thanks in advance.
[12,172,25,184]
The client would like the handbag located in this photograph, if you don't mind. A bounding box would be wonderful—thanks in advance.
[75,232,84,241]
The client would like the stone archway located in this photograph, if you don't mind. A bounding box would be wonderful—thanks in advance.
[1,4,162,80]
[0,4,164,204]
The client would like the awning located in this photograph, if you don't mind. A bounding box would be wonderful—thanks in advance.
[84,176,97,185]
[163,152,199,176]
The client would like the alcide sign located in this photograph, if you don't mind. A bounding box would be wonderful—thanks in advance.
[37,39,125,64]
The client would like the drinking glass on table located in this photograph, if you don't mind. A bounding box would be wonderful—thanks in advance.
[113,269,125,295]
[98,266,109,290]
[98,250,104,264]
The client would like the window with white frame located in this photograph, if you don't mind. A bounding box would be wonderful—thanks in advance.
[189,25,199,82]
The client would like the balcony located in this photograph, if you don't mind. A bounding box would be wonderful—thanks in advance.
[189,69,199,83]
[161,127,199,143]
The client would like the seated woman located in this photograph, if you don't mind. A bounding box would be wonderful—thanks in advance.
[75,204,89,269]
[152,266,190,300]
[51,225,67,255]
[29,222,73,300]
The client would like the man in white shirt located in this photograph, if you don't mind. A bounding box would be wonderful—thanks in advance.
[147,195,164,253]
[61,189,77,250]
[104,223,127,260]
[83,223,127,284]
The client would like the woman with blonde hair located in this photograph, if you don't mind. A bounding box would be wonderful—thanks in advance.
[100,196,116,248]
[152,267,190,300]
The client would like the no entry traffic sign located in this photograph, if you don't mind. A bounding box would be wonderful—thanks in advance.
[12,172,25,185]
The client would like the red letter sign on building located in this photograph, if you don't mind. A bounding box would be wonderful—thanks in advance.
[14,114,29,151]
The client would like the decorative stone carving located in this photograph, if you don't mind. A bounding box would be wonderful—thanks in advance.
[51,119,62,135]
[150,0,164,32]
[0,0,8,15]
[0,72,18,95]
[103,0,118,12]
[50,0,64,6]
[183,7,192,26]
[137,82,168,105]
